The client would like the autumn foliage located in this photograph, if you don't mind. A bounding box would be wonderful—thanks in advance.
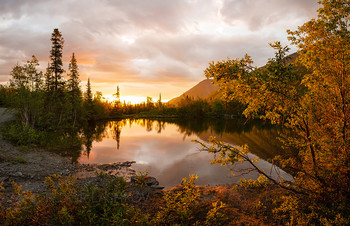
[204,0,350,223]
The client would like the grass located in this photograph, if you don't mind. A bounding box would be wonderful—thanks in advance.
[10,156,27,164]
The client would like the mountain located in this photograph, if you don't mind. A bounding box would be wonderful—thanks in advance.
[168,52,299,106]
[168,79,218,105]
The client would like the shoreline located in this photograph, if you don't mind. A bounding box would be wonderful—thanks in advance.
[0,107,162,199]
[0,108,284,225]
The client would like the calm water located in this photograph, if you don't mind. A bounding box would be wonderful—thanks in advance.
[78,118,292,189]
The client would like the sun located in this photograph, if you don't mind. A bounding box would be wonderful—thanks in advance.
[103,95,147,105]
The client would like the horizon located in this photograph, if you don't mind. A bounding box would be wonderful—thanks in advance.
[0,0,320,104]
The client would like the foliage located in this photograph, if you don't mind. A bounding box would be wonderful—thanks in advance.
[0,173,236,225]
[123,97,244,119]
[205,200,228,225]
[133,171,149,187]
[203,0,350,223]
[49,28,65,91]
[1,121,46,146]
[0,174,149,225]
[152,174,201,225]
[0,85,9,106]
[2,28,110,156]
[198,137,294,193]
[238,175,269,190]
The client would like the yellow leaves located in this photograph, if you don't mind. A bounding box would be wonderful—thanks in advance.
[238,175,269,190]
[0,182,4,197]
[155,174,201,224]
[12,181,22,196]
[195,137,257,176]
[205,200,228,225]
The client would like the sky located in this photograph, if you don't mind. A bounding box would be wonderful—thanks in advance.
[0,0,320,103]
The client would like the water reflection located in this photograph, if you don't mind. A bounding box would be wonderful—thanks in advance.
[74,118,291,189]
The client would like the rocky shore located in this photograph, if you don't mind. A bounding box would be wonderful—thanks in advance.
[0,108,162,205]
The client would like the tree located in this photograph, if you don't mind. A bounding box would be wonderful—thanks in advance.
[84,78,94,120]
[285,0,350,209]
[157,93,162,109]
[113,85,120,101]
[44,63,53,93]
[9,56,44,127]
[146,96,154,109]
[112,85,121,112]
[85,78,93,103]
[0,84,9,106]
[204,0,350,222]
[67,53,82,127]
[49,28,65,91]
[67,53,81,94]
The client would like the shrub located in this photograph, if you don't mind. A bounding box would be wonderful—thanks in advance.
[152,174,201,225]
[1,122,44,146]
[0,174,149,225]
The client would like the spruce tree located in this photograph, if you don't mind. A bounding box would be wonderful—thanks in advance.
[158,93,162,109]
[84,78,94,120]
[68,53,82,126]
[86,78,92,104]
[112,85,120,112]
[44,63,53,93]
[49,28,65,91]
[67,53,82,98]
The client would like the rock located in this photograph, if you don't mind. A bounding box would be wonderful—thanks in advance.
[14,171,23,177]
[121,161,136,167]
[130,176,161,188]
[144,176,159,187]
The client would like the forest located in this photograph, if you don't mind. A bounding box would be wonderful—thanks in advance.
[0,0,350,224]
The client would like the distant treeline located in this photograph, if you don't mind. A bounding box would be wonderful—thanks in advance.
[107,95,245,118]
[0,85,245,119]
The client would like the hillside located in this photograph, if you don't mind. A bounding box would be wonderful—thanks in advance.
[168,79,218,105]
[168,52,299,106]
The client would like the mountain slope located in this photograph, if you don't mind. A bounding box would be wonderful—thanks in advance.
[168,52,299,106]
[168,79,218,105]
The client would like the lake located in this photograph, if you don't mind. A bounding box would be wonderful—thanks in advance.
[78,118,293,189]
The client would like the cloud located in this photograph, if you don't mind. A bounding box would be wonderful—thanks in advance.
[0,0,320,97]
[220,0,320,31]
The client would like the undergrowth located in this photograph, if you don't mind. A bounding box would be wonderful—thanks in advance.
[1,172,342,225]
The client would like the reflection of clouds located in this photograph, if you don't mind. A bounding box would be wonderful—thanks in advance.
[79,119,292,188]
[143,151,235,189]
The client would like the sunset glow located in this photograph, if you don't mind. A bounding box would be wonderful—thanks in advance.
[0,0,320,101]
[103,95,165,105]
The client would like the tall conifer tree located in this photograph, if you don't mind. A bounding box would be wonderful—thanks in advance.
[67,53,81,97]
[84,78,94,120]
[68,53,82,126]
[49,28,65,91]
[86,78,92,104]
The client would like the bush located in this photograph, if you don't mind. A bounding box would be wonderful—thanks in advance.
[0,174,149,225]
[152,174,201,225]
[238,175,269,190]
[1,122,45,146]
